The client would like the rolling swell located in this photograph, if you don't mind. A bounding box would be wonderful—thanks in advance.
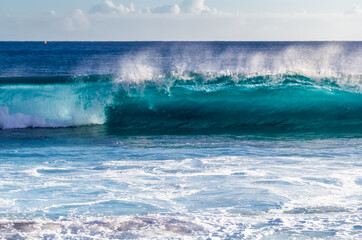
[1,73,362,131]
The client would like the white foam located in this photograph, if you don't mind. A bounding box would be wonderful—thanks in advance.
[22,167,43,177]
[0,215,213,239]
[115,51,163,90]
[0,106,62,129]
[0,82,109,129]
[0,198,15,208]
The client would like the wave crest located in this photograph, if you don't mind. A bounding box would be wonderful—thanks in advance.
[112,43,362,91]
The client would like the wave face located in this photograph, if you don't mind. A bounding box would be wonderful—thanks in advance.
[1,42,362,131]
[1,73,362,131]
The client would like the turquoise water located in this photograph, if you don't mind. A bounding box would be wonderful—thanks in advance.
[0,42,361,239]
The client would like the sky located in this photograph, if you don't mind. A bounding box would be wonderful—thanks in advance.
[0,0,362,41]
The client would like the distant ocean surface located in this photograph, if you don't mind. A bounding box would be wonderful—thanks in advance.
[0,42,361,239]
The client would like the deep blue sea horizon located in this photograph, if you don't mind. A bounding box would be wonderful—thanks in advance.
[0,41,361,239]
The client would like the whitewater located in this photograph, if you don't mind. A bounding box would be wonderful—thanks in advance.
[0,42,361,239]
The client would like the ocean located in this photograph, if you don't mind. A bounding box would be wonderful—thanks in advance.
[0,41,361,239]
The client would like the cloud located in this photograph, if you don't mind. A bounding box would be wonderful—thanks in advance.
[90,0,215,15]
[151,0,218,15]
[346,5,362,14]
[63,9,90,32]
[89,0,135,14]
[151,5,181,15]
[181,0,210,14]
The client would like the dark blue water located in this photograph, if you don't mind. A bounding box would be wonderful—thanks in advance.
[0,42,361,239]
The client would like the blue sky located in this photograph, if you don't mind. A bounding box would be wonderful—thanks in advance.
[1,0,362,40]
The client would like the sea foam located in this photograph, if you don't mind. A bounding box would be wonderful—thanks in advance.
[0,106,55,129]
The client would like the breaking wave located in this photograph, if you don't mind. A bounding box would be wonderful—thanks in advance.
[1,42,362,131]
[1,71,362,131]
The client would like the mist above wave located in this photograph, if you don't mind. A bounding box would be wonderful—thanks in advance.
[113,43,362,91]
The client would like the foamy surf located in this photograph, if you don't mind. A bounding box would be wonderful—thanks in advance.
[0,136,361,239]
[0,106,52,129]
